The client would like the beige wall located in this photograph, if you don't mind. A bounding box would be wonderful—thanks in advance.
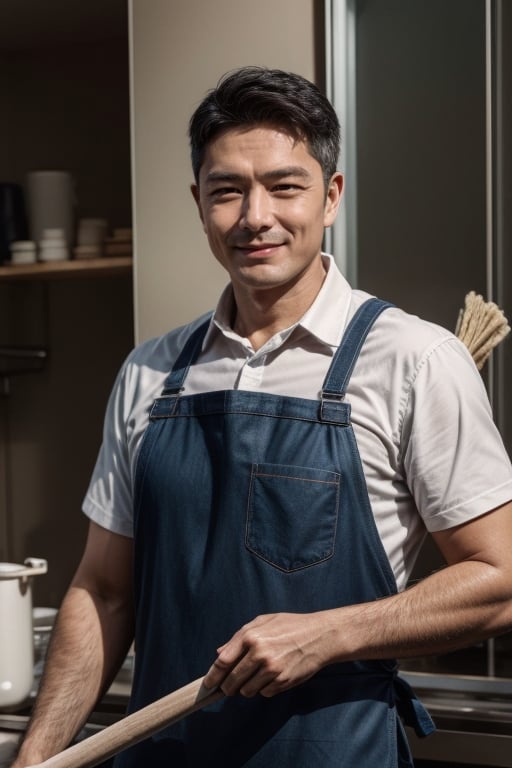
[130,0,320,342]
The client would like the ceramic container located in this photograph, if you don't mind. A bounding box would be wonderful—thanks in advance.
[0,558,47,710]
[9,240,36,265]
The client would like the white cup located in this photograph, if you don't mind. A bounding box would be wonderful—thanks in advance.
[10,240,37,264]
[77,218,107,247]
[39,247,68,262]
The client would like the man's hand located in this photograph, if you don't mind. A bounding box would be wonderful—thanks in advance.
[203,612,334,698]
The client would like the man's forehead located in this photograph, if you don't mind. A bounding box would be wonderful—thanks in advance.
[209,123,303,147]
[199,125,316,174]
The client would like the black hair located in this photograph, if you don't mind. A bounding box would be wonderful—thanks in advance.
[188,66,341,186]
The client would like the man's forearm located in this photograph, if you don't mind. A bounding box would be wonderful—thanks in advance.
[332,505,512,663]
[327,558,512,664]
[12,583,133,767]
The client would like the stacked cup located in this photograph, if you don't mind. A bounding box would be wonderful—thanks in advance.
[74,218,108,259]
[39,227,69,262]
[9,240,37,264]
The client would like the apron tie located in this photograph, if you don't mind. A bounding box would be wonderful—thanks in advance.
[393,674,436,737]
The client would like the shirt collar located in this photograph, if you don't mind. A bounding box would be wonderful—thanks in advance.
[203,254,353,350]
[298,254,353,347]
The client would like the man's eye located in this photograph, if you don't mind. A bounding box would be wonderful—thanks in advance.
[273,184,301,193]
[210,187,241,198]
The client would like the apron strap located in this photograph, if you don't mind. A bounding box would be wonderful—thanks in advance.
[161,317,212,394]
[322,298,393,399]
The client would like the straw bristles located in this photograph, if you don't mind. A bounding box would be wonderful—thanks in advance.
[455,291,510,369]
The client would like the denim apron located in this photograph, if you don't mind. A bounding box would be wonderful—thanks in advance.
[114,298,434,767]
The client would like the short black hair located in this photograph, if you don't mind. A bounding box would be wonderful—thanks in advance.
[189,66,341,186]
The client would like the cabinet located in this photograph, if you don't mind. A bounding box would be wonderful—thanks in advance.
[0,1,134,607]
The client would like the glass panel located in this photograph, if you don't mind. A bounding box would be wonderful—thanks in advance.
[335,0,512,678]
[492,0,512,679]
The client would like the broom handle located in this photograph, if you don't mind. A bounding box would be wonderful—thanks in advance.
[28,678,224,768]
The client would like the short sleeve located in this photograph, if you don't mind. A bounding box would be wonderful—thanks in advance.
[401,335,512,531]
[82,358,137,537]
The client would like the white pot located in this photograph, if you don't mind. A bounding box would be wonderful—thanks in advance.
[0,558,47,710]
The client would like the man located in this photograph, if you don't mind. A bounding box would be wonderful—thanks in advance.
[13,67,512,767]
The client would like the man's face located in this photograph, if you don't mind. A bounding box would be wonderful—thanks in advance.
[191,125,342,295]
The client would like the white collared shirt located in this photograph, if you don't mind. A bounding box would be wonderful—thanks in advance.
[83,255,512,589]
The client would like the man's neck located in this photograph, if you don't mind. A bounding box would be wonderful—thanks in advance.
[232,262,327,351]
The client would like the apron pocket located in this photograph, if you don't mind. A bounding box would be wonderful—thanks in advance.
[246,463,340,572]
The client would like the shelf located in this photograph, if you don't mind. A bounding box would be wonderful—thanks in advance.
[0,257,133,282]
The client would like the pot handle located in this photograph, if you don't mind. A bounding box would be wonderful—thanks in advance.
[23,557,48,577]
[0,557,48,581]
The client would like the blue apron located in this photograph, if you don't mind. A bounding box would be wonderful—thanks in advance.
[114,298,434,767]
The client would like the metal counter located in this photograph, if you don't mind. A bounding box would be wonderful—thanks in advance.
[403,671,512,767]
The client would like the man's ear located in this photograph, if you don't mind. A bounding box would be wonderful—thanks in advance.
[323,172,344,228]
[190,184,205,230]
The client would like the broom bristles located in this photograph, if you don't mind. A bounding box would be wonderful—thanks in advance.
[455,291,510,370]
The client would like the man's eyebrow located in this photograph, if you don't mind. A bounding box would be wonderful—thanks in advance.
[204,171,244,185]
[204,166,312,185]
[262,166,312,181]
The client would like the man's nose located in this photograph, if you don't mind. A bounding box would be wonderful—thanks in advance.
[239,188,274,230]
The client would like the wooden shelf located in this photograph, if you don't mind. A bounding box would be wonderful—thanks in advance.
[0,257,133,282]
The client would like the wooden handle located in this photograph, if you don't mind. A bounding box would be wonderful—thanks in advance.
[28,677,224,768]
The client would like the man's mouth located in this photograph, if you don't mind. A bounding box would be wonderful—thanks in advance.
[233,241,284,256]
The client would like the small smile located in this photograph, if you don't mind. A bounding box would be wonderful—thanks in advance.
[232,242,284,257]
